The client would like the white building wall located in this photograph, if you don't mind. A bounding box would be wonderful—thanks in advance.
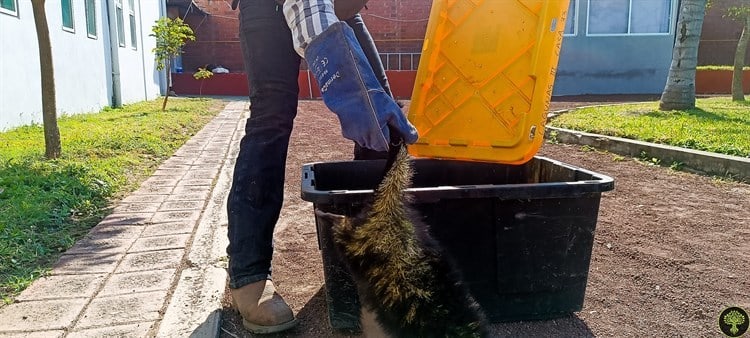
[138,0,164,100]
[1,1,49,130]
[51,1,111,118]
[104,0,165,105]
[0,0,164,131]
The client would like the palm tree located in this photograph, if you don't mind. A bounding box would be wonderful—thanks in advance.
[660,0,708,111]
[707,0,749,102]
[31,0,61,159]
[728,6,749,102]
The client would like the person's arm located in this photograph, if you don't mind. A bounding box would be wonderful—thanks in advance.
[282,0,418,152]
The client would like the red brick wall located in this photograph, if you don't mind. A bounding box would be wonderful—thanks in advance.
[175,0,243,73]
[359,0,430,53]
[172,0,432,73]
[360,0,431,70]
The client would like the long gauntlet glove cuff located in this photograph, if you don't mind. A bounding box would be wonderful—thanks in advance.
[304,22,418,151]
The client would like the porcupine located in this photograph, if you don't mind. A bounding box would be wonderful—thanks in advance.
[316,139,488,337]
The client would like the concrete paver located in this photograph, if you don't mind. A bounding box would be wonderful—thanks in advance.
[64,238,136,255]
[120,194,168,204]
[98,213,152,226]
[116,250,184,273]
[150,169,187,177]
[0,100,247,337]
[179,178,215,186]
[85,224,143,240]
[171,185,212,195]
[150,209,203,223]
[98,269,177,296]
[166,191,212,201]
[159,200,206,212]
[67,322,153,338]
[133,185,175,195]
[140,177,180,187]
[0,299,87,331]
[52,253,124,274]
[128,232,192,253]
[113,201,163,213]
[74,291,166,328]
[183,170,220,180]
[15,275,106,301]
[0,331,65,338]
[141,220,196,236]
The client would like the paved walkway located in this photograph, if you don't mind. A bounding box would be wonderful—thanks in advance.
[0,100,248,337]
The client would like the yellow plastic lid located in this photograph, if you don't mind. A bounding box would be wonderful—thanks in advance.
[408,0,570,164]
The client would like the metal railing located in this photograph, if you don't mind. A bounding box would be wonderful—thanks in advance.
[380,53,422,71]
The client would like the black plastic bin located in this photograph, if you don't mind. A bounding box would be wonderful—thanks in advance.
[300,156,614,331]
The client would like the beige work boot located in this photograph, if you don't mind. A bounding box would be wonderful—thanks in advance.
[231,280,297,334]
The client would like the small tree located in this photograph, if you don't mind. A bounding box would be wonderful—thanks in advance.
[726,6,749,101]
[707,0,749,101]
[31,0,61,159]
[193,67,213,97]
[150,17,195,111]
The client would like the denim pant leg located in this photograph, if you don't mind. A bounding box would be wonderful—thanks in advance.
[345,14,393,160]
[227,0,301,289]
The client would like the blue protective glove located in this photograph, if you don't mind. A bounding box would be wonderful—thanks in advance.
[305,22,418,152]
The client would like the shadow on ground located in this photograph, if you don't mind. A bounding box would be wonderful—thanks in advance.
[220,285,594,337]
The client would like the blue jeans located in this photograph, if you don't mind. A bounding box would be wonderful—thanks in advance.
[227,0,390,289]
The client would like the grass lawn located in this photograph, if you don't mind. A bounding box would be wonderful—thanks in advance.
[696,65,750,71]
[549,97,750,158]
[0,97,223,303]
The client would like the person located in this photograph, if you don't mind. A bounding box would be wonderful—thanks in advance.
[227,0,418,334]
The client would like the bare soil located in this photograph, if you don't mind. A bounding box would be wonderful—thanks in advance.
[220,97,749,337]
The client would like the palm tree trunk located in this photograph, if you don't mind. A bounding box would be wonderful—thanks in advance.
[660,0,707,111]
[31,0,61,159]
[731,15,749,102]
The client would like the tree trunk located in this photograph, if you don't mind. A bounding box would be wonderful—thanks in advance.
[162,59,171,111]
[731,15,749,102]
[660,0,707,111]
[31,0,61,159]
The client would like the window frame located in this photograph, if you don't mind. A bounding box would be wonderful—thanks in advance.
[585,0,677,37]
[564,0,579,37]
[116,0,126,47]
[84,0,97,39]
[128,0,137,50]
[61,0,75,33]
[0,0,18,17]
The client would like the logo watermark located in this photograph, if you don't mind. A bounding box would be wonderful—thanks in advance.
[719,306,748,337]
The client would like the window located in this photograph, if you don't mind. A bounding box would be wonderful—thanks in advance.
[631,0,672,33]
[564,0,578,36]
[587,0,674,35]
[128,0,137,49]
[116,0,125,46]
[62,0,74,32]
[0,0,17,16]
[85,0,96,38]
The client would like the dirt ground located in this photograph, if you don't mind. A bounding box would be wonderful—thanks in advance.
[220,97,749,337]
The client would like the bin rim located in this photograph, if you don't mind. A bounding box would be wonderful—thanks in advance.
[300,156,614,205]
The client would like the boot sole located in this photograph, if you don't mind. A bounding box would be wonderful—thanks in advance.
[242,317,298,334]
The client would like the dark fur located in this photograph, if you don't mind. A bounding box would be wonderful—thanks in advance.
[319,145,487,337]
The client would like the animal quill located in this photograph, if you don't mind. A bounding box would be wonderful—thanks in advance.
[316,142,487,337]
